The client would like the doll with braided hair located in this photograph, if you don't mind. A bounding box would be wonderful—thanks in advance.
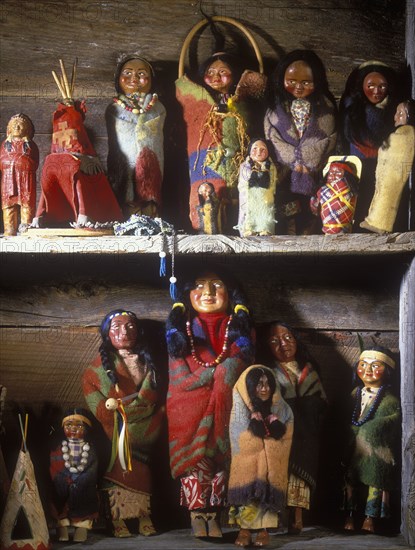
[165,267,255,538]
[82,309,163,538]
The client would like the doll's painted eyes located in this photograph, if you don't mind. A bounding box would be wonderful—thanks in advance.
[121,69,149,78]
[195,280,224,289]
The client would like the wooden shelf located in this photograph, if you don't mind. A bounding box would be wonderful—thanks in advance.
[1,231,414,256]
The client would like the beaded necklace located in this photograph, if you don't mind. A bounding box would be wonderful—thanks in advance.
[186,315,232,368]
[351,385,385,426]
[62,439,90,473]
[113,93,158,115]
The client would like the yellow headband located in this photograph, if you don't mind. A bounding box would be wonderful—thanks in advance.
[62,414,92,427]
[359,350,395,369]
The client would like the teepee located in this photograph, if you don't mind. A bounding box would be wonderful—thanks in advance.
[0,415,50,550]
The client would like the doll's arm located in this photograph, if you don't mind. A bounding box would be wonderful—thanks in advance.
[169,356,215,391]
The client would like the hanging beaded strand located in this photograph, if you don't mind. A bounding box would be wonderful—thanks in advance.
[186,315,233,368]
[351,385,386,426]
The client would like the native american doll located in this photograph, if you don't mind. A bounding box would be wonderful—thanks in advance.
[361,100,415,234]
[343,347,400,534]
[49,408,98,543]
[264,50,337,235]
[0,114,38,236]
[33,61,122,228]
[106,55,166,219]
[165,269,255,537]
[310,156,361,234]
[82,309,163,538]
[237,138,278,237]
[339,61,399,229]
[176,53,251,234]
[261,321,327,534]
[228,365,293,547]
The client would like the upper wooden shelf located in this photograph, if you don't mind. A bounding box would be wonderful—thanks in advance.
[0,232,414,256]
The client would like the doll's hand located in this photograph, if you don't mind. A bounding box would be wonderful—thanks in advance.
[294,164,309,174]
[267,414,279,424]
[251,411,263,421]
[225,147,236,158]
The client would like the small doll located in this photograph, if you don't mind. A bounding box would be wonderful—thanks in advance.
[343,347,401,534]
[106,55,166,219]
[83,309,163,538]
[228,365,293,547]
[196,181,224,234]
[176,52,251,234]
[237,138,278,237]
[0,114,39,235]
[49,408,98,543]
[360,100,415,233]
[33,60,122,228]
[165,268,255,538]
[339,61,399,228]
[310,155,361,234]
[264,50,337,235]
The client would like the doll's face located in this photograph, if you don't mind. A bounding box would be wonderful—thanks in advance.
[394,102,408,127]
[204,60,233,94]
[255,373,272,401]
[357,355,387,388]
[284,61,315,99]
[190,272,229,314]
[268,325,297,362]
[250,140,269,163]
[63,419,86,440]
[109,314,138,350]
[119,59,152,95]
[198,183,214,200]
[8,117,30,140]
[363,72,388,104]
[326,164,345,184]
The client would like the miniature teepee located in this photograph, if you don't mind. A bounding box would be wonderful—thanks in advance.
[0,415,50,550]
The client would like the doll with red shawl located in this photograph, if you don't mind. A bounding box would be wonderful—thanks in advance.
[0,114,39,235]
[32,60,122,228]
[264,50,337,235]
[49,408,98,543]
[165,267,255,538]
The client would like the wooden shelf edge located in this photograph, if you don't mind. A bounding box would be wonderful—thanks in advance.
[1,232,414,256]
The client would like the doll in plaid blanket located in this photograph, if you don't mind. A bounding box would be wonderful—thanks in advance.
[310,156,361,234]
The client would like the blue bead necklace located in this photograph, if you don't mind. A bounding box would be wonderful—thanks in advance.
[351,385,385,426]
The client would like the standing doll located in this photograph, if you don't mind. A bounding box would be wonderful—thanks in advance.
[339,61,398,228]
[49,408,98,543]
[310,156,361,234]
[264,50,337,235]
[343,347,400,534]
[83,309,164,538]
[237,139,278,237]
[106,55,166,219]
[176,52,250,233]
[361,100,415,233]
[165,268,255,537]
[228,365,293,547]
[263,321,327,533]
[0,114,39,235]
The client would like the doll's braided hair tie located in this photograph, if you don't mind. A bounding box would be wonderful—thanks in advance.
[234,304,249,315]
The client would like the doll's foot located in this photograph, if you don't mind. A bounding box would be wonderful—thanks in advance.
[361,516,375,533]
[139,515,157,536]
[112,519,132,537]
[235,528,252,547]
[288,507,303,534]
[58,526,69,542]
[344,515,355,531]
[73,527,88,542]
[190,512,207,537]
[206,513,222,538]
[254,529,270,546]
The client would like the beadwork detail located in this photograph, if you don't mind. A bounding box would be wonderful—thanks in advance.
[186,316,232,368]
[62,440,90,473]
[113,93,158,115]
[351,386,385,426]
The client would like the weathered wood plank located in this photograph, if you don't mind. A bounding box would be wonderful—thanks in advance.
[400,256,415,546]
[1,232,415,255]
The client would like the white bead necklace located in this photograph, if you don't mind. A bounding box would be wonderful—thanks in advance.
[61,439,90,473]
